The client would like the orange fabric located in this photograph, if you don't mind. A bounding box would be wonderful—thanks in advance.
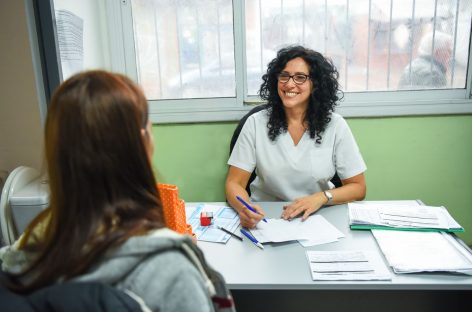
[157,183,193,236]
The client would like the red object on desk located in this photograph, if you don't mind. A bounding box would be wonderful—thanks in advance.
[200,212,213,226]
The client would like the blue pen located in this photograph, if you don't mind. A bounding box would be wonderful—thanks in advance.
[240,228,264,250]
[236,196,268,223]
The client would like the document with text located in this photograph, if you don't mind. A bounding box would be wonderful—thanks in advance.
[348,202,463,232]
[372,230,472,274]
[186,204,240,243]
[306,250,392,281]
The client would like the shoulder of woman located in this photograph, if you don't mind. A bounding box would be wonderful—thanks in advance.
[141,247,202,276]
[324,112,344,129]
[330,112,350,128]
[125,245,208,294]
[126,249,214,312]
[329,112,343,122]
[246,108,269,123]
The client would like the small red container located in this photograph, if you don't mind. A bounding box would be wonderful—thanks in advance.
[200,211,213,226]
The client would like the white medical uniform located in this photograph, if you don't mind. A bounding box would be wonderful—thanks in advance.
[228,110,366,201]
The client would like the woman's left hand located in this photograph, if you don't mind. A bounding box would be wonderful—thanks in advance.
[281,192,327,221]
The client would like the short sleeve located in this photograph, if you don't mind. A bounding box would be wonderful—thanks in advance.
[333,118,367,180]
[227,115,257,173]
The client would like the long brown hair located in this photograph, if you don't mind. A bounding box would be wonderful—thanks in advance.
[9,70,164,292]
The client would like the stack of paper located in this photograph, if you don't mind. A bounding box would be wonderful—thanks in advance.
[306,250,391,281]
[372,230,472,274]
[348,202,463,232]
[250,215,345,247]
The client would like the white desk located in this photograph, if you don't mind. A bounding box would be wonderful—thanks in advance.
[192,201,472,311]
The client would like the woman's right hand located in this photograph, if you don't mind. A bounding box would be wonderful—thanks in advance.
[238,203,265,228]
[226,166,266,228]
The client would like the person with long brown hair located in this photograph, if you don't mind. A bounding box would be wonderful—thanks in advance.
[0,70,230,311]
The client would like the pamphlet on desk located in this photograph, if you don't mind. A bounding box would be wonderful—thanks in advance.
[186,204,240,243]
[348,202,464,232]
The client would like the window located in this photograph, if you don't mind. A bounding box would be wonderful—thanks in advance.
[131,0,236,100]
[109,0,472,123]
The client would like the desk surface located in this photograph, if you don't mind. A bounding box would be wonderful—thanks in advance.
[193,201,472,291]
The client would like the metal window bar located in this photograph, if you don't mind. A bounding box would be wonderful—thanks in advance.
[451,0,461,87]
[152,3,163,98]
[217,4,222,77]
[302,0,306,46]
[176,8,183,93]
[430,0,439,77]
[281,0,284,45]
[407,0,417,89]
[259,0,263,73]
[366,0,372,90]
[196,5,203,81]
[345,0,349,90]
[324,0,328,55]
[386,0,393,89]
[131,15,143,85]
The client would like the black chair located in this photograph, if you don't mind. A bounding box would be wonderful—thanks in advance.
[229,105,269,196]
[229,105,342,196]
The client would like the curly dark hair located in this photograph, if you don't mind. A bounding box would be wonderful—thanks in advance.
[259,45,343,144]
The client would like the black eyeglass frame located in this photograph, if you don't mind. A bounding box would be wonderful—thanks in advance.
[277,73,311,85]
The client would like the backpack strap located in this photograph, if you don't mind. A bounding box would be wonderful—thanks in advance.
[178,241,235,312]
[109,230,235,312]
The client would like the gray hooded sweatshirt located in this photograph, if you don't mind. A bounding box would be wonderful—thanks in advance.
[1,229,217,312]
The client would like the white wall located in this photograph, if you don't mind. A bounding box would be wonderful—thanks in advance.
[0,0,44,174]
[0,0,112,177]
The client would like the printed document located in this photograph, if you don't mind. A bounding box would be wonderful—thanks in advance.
[186,204,240,243]
[372,230,472,274]
[348,202,463,231]
[306,250,391,281]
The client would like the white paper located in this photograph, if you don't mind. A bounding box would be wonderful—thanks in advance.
[306,250,391,281]
[249,215,343,247]
[372,230,472,274]
[296,215,345,247]
[349,202,463,230]
[250,219,310,243]
[55,10,84,80]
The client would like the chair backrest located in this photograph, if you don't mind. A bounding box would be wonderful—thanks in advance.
[229,105,342,196]
[0,279,148,312]
[229,105,269,196]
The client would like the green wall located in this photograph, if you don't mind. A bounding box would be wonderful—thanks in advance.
[152,115,472,245]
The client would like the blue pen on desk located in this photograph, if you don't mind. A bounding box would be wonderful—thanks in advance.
[236,196,267,223]
[240,228,264,250]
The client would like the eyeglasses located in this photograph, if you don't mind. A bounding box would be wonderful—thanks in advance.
[277,73,310,85]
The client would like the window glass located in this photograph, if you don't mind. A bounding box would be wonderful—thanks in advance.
[131,0,235,100]
[245,0,471,95]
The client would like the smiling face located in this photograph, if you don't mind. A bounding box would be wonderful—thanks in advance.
[277,57,314,111]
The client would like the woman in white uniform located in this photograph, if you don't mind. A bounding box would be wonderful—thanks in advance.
[226,46,367,228]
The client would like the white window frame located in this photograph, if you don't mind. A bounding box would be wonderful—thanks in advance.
[106,0,472,123]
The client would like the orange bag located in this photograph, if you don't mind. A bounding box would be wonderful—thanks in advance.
[157,183,194,237]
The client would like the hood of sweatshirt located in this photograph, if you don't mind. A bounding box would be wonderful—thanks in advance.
[0,228,191,284]
[74,228,192,284]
